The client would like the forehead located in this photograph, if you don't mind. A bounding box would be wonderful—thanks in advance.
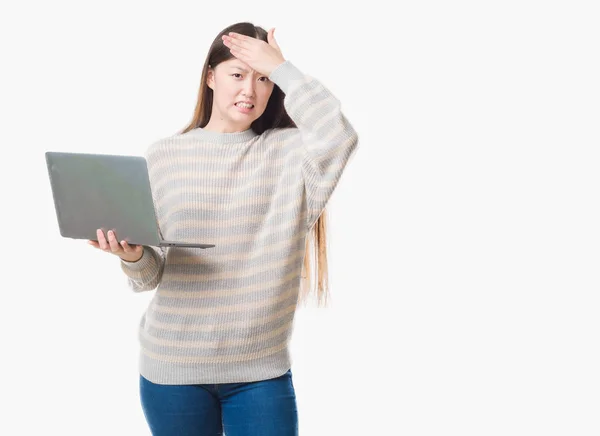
[218,59,256,73]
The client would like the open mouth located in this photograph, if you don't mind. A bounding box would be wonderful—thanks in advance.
[235,102,254,109]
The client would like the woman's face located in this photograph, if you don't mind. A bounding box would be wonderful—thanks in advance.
[206,58,275,132]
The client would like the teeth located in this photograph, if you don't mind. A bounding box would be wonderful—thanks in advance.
[236,102,253,109]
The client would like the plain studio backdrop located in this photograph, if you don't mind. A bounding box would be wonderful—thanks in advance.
[1,0,599,435]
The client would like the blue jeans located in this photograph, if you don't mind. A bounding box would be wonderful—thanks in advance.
[139,369,298,435]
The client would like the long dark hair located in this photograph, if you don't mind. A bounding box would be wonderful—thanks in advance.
[179,22,295,135]
[179,22,331,308]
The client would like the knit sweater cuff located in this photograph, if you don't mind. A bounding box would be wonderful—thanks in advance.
[269,60,305,94]
[120,246,152,271]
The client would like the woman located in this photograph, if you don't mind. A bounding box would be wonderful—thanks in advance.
[89,21,358,435]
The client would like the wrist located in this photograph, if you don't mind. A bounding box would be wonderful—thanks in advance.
[120,249,143,263]
[268,60,304,94]
[267,59,286,77]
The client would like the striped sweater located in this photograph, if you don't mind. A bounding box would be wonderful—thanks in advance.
[120,60,359,385]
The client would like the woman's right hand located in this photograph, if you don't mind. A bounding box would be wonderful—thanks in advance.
[88,229,144,262]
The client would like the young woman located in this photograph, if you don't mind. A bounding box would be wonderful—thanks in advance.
[89,21,359,435]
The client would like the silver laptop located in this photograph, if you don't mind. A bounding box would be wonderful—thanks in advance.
[45,151,215,249]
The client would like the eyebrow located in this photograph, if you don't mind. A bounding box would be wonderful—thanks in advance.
[230,66,250,73]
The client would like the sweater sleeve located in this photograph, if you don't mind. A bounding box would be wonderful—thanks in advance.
[269,60,359,230]
[120,240,167,293]
[119,144,167,292]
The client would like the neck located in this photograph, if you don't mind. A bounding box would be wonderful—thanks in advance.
[202,115,251,133]
[186,125,258,144]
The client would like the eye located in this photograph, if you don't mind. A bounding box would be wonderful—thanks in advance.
[232,73,242,79]
[258,77,270,82]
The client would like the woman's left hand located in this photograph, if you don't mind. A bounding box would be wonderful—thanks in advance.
[222,28,285,77]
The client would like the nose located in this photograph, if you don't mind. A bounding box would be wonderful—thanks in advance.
[242,77,255,98]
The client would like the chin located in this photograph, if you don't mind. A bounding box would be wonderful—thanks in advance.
[231,112,258,124]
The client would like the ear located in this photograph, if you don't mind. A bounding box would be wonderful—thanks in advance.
[206,66,215,90]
